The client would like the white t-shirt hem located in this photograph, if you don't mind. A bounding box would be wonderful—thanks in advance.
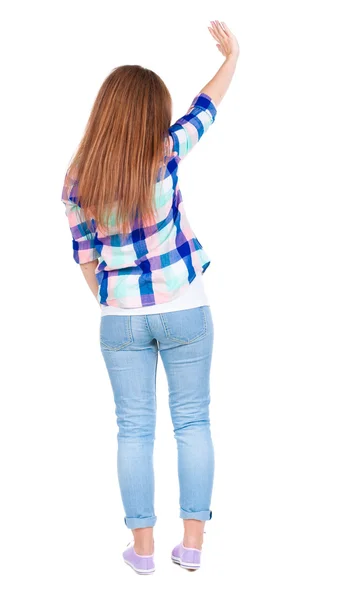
[99,272,209,316]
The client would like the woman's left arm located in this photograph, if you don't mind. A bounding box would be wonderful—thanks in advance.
[61,170,100,305]
[79,260,99,303]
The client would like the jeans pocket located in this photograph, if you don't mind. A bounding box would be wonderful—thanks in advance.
[160,306,207,344]
[100,315,133,351]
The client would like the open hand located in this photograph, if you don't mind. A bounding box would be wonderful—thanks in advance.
[208,20,240,62]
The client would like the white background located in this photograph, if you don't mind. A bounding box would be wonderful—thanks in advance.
[1,0,349,598]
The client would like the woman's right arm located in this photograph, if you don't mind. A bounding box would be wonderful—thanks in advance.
[200,20,240,108]
[168,21,239,161]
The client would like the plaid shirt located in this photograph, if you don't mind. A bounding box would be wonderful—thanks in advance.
[61,92,217,308]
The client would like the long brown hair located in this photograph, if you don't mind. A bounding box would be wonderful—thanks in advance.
[67,65,173,238]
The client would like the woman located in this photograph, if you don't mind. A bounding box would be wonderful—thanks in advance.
[61,20,239,574]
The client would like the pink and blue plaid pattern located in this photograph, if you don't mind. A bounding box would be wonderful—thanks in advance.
[61,92,217,308]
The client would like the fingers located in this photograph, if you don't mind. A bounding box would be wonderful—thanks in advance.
[210,20,228,39]
[209,21,220,39]
[221,21,233,37]
[208,24,220,43]
[217,21,227,34]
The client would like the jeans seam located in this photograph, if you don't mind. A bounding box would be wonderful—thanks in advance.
[144,314,153,337]
[100,340,132,351]
[159,313,169,337]
[126,315,134,343]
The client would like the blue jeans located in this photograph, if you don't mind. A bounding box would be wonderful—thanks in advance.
[99,305,214,529]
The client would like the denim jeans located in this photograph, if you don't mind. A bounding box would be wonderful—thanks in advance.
[99,305,214,529]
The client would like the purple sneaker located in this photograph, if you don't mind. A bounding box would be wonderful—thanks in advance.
[171,542,202,570]
[122,543,155,575]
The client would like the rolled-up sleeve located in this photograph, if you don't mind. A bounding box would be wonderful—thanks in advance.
[168,92,218,161]
[61,172,99,264]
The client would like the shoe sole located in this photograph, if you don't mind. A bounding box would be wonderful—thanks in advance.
[171,555,200,570]
[124,559,155,575]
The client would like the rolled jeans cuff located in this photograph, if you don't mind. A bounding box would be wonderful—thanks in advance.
[180,509,212,521]
[124,516,157,529]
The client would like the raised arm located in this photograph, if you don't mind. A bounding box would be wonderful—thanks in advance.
[202,20,240,107]
[168,20,239,161]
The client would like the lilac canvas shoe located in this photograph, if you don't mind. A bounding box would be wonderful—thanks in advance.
[122,543,155,575]
[171,542,202,570]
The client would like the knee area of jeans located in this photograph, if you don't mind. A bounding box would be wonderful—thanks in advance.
[173,419,211,436]
[117,431,155,443]
[116,419,156,439]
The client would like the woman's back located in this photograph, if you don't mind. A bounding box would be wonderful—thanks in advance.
[61,92,218,309]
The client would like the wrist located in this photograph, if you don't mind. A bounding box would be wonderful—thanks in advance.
[224,54,238,74]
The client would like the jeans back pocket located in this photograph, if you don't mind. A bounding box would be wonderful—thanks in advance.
[160,306,207,344]
[100,315,133,351]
